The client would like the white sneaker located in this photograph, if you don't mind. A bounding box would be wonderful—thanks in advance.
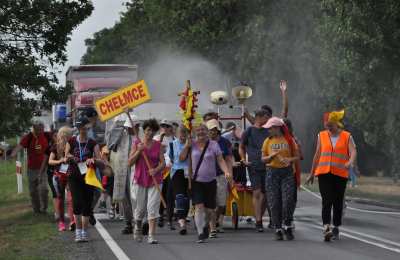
[147,236,158,244]
[108,210,115,219]
[81,230,89,242]
[75,229,82,243]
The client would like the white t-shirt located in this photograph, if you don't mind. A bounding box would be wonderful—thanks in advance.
[154,134,175,167]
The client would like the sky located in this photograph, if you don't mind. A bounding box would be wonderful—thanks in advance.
[58,0,127,83]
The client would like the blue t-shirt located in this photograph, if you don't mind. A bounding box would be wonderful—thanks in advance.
[216,136,232,176]
[241,126,269,171]
[168,139,189,178]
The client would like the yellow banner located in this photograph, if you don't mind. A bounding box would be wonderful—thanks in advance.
[95,80,151,121]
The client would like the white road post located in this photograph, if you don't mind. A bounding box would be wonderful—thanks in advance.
[16,160,23,194]
[16,136,23,194]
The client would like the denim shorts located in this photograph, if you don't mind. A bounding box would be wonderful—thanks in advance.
[248,166,266,193]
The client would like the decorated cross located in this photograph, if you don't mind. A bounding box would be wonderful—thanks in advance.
[178,80,200,131]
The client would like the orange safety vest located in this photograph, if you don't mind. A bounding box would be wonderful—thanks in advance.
[315,130,350,178]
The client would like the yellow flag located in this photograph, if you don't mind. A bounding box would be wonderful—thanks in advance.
[85,166,104,190]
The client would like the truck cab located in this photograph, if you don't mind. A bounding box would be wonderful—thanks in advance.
[65,64,138,144]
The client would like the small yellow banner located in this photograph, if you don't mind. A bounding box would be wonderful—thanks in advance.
[95,80,151,121]
[85,166,104,191]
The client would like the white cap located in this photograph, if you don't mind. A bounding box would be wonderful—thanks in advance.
[206,119,221,131]
[160,119,173,127]
[124,114,139,128]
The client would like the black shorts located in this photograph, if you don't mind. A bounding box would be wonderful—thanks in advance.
[192,180,217,209]
[172,169,189,196]
[248,167,266,193]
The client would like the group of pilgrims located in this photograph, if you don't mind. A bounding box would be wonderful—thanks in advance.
[12,80,357,244]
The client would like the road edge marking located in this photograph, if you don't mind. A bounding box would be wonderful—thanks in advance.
[94,217,131,260]
[300,185,400,215]
[303,222,400,254]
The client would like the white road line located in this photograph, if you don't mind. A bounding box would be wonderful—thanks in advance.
[346,206,400,215]
[300,185,400,215]
[298,216,400,249]
[300,185,321,199]
[339,227,400,248]
[94,218,131,260]
[304,222,400,254]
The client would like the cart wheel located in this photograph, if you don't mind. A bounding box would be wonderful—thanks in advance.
[232,202,239,230]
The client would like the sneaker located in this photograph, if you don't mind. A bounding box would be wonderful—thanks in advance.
[332,227,340,240]
[134,228,143,242]
[147,236,158,244]
[81,230,89,242]
[69,222,76,232]
[89,215,96,226]
[323,226,333,242]
[256,222,264,233]
[197,233,208,243]
[75,229,82,243]
[179,227,187,235]
[58,221,66,232]
[108,210,115,219]
[196,226,209,243]
[275,229,284,241]
[209,230,217,238]
[168,222,176,231]
[121,225,133,235]
[203,226,209,238]
[267,223,273,229]
[284,227,295,241]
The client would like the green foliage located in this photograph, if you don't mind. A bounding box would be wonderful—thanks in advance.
[0,0,93,137]
[0,160,63,260]
[319,0,400,174]
[82,0,400,176]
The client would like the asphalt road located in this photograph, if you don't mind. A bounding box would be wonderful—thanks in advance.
[88,188,400,260]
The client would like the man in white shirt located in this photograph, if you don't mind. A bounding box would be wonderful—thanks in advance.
[154,119,176,228]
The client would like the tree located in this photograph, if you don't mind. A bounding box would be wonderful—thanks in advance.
[82,0,400,176]
[319,0,400,176]
[0,0,93,137]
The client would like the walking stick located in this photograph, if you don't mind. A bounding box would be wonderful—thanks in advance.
[126,111,167,208]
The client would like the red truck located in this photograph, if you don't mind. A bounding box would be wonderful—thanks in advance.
[65,64,138,143]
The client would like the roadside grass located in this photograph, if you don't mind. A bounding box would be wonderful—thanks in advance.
[301,174,400,205]
[0,160,65,260]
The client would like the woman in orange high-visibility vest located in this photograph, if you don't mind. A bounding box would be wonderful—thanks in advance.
[306,110,357,242]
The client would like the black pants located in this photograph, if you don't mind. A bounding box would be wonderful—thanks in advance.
[47,167,57,199]
[171,170,189,220]
[159,175,175,222]
[68,167,94,217]
[318,173,348,226]
[266,167,296,229]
